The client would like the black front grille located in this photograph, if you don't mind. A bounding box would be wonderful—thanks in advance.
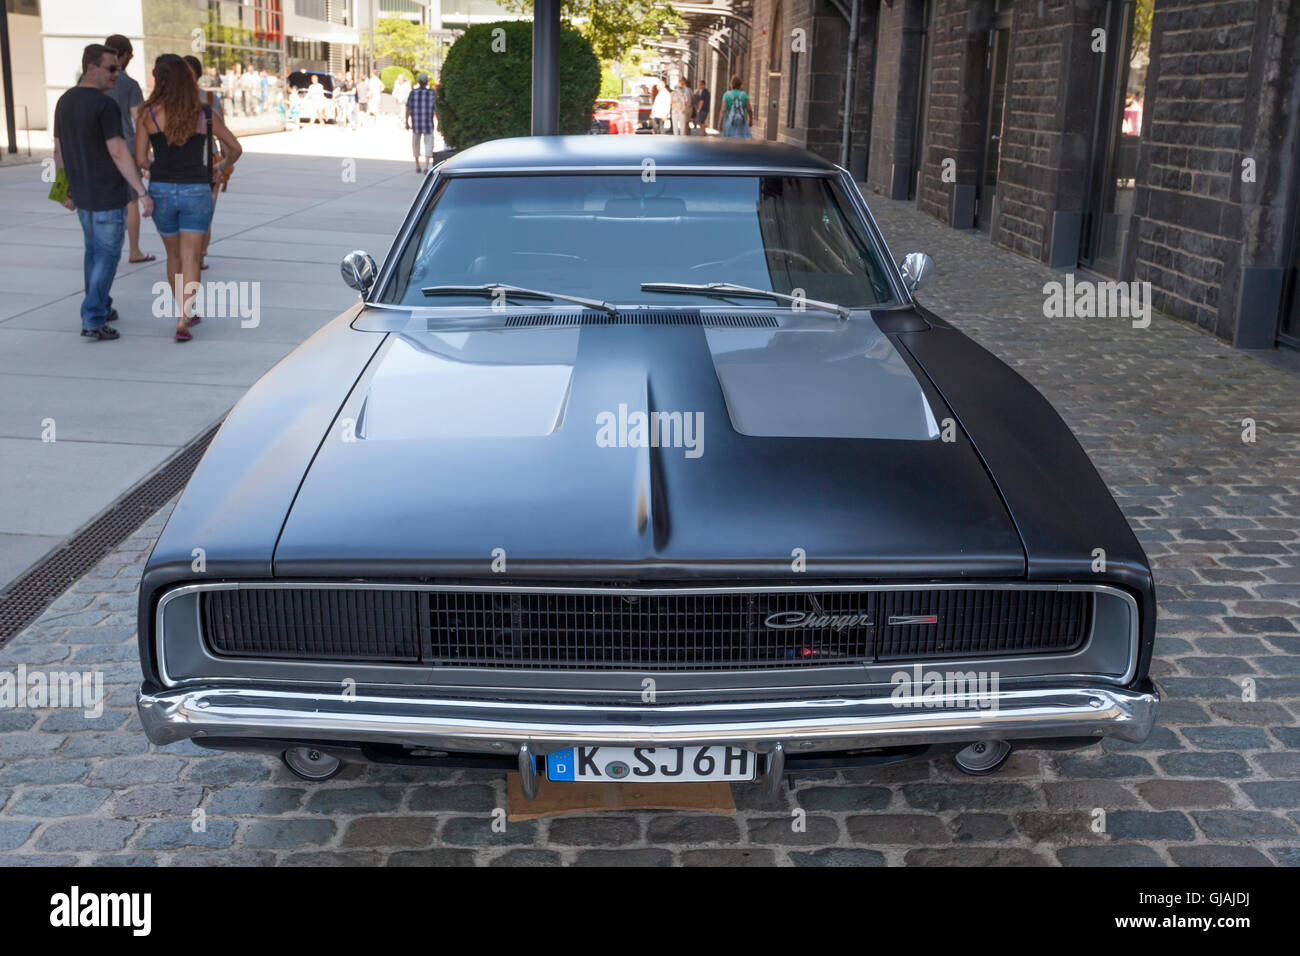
[427,590,874,669]
[199,586,1092,670]
[877,589,1089,659]
[203,588,420,662]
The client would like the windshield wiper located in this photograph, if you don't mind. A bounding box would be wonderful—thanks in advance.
[640,282,851,321]
[421,283,617,316]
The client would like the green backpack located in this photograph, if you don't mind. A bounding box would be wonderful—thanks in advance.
[727,91,747,125]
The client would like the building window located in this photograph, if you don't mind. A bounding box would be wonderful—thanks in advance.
[295,0,327,19]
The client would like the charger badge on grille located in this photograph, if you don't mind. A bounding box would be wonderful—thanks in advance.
[763,594,873,631]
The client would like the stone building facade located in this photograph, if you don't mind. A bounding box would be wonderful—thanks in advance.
[725,0,1300,349]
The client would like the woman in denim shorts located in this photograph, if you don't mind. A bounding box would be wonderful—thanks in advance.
[135,55,242,340]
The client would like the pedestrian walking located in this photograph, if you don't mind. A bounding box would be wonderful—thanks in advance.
[671,77,692,136]
[103,34,154,265]
[355,70,371,124]
[651,84,670,134]
[406,72,437,173]
[185,54,224,272]
[240,67,259,117]
[305,75,328,124]
[337,71,358,130]
[53,43,154,341]
[366,71,383,122]
[393,72,412,116]
[693,80,711,134]
[721,75,752,139]
[135,54,241,341]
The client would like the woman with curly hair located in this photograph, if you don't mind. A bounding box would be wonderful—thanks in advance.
[135,54,242,340]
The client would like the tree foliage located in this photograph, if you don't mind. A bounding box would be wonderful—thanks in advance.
[437,20,601,149]
[501,0,683,63]
[380,65,415,94]
[366,17,434,71]
[1131,0,1155,61]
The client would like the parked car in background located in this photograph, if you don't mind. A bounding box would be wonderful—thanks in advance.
[286,70,337,124]
[621,92,653,132]
[136,136,1158,798]
[591,98,634,135]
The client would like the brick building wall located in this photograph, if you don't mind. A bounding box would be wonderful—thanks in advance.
[869,0,930,199]
[720,0,1300,347]
[1124,0,1299,343]
[990,1,1103,265]
[915,0,988,225]
[1128,0,1256,334]
[747,0,874,165]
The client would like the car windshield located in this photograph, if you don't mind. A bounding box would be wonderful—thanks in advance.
[377,174,899,309]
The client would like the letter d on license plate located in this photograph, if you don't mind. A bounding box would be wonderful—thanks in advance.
[546,746,756,782]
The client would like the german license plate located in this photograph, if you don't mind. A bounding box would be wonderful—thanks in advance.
[546,745,756,783]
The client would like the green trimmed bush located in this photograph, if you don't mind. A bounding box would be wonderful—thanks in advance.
[380,65,414,94]
[438,20,600,149]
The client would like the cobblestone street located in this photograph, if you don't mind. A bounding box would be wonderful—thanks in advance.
[1,196,1298,866]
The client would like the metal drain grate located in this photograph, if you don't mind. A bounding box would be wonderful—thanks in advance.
[0,423,221,648]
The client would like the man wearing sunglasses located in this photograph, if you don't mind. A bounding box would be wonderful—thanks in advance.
[53,44,154,341]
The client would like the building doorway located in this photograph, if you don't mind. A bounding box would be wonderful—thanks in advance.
[907,0,934,201]
[1079,0,1151,276]
[974,0,1013,232]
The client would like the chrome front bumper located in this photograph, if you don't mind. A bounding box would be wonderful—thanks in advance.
[138,682,1158,757]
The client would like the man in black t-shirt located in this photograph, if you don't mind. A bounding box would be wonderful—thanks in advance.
[53,43,154,340]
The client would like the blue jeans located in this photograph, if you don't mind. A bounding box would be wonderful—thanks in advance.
[77,206,126,331]
[149,181,214,236]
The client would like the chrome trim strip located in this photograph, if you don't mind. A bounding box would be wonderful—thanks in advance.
[154,581,1140,690]
[837,167,912,305]
[137,683,1160,753]
[437,165,839,177]
[370,167,443,303]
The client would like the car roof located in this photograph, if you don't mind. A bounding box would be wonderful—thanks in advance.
[437,135,843,175]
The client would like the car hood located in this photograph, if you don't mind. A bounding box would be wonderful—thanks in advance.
[272,310,1026,579]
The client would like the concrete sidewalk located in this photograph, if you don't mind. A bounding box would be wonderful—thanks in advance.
[0,126,425,593]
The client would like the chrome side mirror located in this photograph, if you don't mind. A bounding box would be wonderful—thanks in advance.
[341,250,377,293]
[900,252,934,293]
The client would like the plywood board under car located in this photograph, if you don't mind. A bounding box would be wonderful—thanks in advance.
[506,773,737,820]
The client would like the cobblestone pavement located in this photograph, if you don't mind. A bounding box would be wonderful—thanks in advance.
[1,197,1298,866]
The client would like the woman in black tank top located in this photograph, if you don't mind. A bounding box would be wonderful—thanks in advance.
[135,55,242,341]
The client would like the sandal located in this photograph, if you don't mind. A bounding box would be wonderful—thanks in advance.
[128,253,156,263]
[174,325,192,342]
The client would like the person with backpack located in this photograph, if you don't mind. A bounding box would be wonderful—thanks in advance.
[721,75,752,139]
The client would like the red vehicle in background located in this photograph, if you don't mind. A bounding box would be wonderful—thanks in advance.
[590,98,634,135]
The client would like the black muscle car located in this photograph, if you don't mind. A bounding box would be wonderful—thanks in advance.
[136,136,1157,796]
